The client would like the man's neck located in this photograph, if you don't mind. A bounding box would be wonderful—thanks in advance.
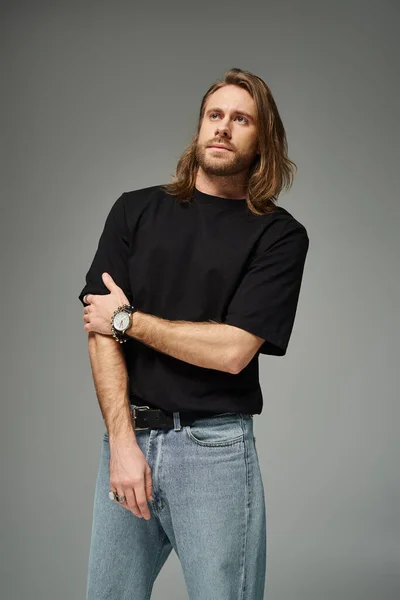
[195,170,248,199]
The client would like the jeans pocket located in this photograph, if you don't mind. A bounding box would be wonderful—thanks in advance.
[185,414,244,447]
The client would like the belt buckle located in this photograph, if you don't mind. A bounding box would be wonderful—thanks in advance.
[131,404,151,430]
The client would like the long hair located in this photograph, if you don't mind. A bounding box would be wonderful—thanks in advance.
[161,67,297,216]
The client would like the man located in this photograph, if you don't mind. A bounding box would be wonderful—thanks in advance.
[78,67,309,600]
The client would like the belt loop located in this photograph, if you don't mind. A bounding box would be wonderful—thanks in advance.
[173,412,182,431]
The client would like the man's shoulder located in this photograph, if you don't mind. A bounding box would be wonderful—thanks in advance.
[272,205,308,237]
[252,204,308,255]
[118,184,172,218]
[255,204,308,239]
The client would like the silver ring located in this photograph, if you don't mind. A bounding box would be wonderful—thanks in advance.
[108,490,126,503]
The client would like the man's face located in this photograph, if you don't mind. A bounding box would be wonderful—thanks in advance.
[195,84,259,177]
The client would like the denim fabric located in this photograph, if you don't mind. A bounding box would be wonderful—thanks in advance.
[86,411,267,600]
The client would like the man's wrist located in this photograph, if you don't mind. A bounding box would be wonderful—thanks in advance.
[125,309,140,339]
[109,426,138,446]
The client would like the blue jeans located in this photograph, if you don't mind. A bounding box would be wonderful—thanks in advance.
[86,411,267,600]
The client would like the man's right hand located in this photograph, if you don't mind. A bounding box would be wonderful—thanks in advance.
[109,436,153,520]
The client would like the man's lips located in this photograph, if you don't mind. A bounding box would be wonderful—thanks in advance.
[207,144,233,151]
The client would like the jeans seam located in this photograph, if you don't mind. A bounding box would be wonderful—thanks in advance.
[238,414,251,599]
[144,529,169,600]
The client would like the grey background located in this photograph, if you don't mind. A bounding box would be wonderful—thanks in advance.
[2,1,399,599]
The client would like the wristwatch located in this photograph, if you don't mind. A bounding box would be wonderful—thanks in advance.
[111,304,137,344]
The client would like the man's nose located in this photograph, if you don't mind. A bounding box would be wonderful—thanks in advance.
[214,120,231,138]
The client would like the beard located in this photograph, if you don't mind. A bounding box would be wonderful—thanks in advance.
[195,143,257,177]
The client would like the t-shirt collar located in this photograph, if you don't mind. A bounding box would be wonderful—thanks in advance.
[193,186,247,209]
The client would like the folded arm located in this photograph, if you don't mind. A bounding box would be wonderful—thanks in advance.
[126,312,264,373]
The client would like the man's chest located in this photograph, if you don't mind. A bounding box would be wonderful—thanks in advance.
[126,207,260,319]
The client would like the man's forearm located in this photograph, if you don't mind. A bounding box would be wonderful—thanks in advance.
[126,312,244,373]
[88,332,137,444]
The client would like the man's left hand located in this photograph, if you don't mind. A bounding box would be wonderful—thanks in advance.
[82,273,130,335]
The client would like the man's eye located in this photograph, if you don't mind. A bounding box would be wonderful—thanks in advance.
[209,113,248,123]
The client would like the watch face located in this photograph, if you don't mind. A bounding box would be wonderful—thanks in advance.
[113,311,130,332]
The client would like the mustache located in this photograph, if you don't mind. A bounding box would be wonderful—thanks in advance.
[207,140,235,151]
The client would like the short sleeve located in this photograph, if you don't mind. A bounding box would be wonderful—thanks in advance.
[78,193,133,307]
[224,222,309,356]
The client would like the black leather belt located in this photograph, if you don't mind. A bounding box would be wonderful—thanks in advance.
[130,403,229,431]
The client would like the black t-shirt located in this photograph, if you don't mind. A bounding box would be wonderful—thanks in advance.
[78,184,309,415]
